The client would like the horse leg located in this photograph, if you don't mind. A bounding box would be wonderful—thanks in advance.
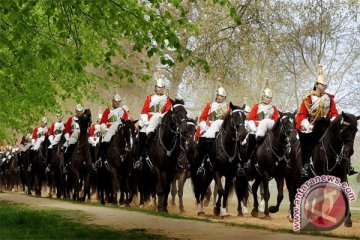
[204,185,212,207]
[178,172,186,213]
[262,177,271,219]
[213,172,223,216]
[251,177,261,218]
[220,177,232,218]
[269,176,284,213]
[170,177,177,207]
[80,171,90,202]
[236,175,249,216]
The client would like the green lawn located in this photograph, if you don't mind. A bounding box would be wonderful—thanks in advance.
[0,201,171,240]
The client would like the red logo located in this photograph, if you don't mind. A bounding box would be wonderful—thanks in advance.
[303,184,347,230]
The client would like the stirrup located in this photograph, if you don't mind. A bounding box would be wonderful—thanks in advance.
[348,166,358,176]
[176,160,184,170]
[133,160,143,171]
[300,165,310,178]
[197,165,205,176]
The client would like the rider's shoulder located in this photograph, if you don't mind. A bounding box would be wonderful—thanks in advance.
[324,91,335,98]
[303,90,315,100]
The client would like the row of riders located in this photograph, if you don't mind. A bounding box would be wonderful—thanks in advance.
[1,64,359,225]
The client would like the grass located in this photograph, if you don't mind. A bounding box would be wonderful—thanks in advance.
[0,201,171,240]
[23,193,359,240]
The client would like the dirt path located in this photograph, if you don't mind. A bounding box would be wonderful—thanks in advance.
[0,192,346,240]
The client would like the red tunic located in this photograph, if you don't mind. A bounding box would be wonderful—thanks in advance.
[247,104,279,126]
[295,93,338,131]
[141,95,172,120]
[100,107,129,128]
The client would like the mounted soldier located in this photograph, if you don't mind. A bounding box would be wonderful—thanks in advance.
[48,112,65,149]
[31,117,49,151]
[63,104,84,170]
[97,93,128,163]
[244,87,280,170]
[88,111,102,148]
[133,74,172,170]
[295,64,357,177]
[194,86,229,175]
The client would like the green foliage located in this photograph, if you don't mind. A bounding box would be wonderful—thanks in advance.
[0,0,196,141]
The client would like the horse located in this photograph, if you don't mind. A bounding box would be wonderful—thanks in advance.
[17,146,32,194]
[30,136,50,196]
[309,112,359,227]
[46,133,66,198]
[251,112,297,219]
[105,119,138,205]
[209,102,248,217]
[170,117,197,213]
[147,99,188,212]
[67,109,92,201]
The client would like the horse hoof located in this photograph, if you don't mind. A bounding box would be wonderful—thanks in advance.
[198,211,205,216]
[213,207,220,216]
[287,215,293,222]
[344,221,352,227]
[180,208,186,213]
[269,206,278,213]
[139,204,144,208]
[261,214,271,220]
[251,209,259,218]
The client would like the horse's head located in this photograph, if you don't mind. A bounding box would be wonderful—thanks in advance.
[331,112,359,158]
[79,109,92,128]
[223,102,247,142]
[184,117,198,150]
[169,99,188,136]
[117,119,138,151]
[277,111,297,144]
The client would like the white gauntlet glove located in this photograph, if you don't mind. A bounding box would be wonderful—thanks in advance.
[247,120,257,134]
[199,121,209,132]
[301,119,313,133]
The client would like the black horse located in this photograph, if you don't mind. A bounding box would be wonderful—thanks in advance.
[251,112,297,219]
[147,99,188,212]
[309,112,359,227]
[66,109,92,201]
[170,117,197,213]
[105,119,138,205]
[46,133,66,198]
[209,102,248,217]
[18,146,32,194]
[31,136,50,196]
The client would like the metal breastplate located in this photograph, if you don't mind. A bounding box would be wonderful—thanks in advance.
[257,104,274,121]
[108,108,123,123]
[307,95,331,121]
[54,122,64,135]
[149,95,167,113]
[71,117,79,131]
[209,102,227,121]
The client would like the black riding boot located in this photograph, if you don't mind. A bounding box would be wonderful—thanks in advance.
[348,160,358,176]
[134,132,147,170]
[244,134,256,172]
[64,144,76,174]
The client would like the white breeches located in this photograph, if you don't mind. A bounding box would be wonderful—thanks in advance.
[32,136,45,151]
[145,113,163,135]
[63,130,79,148]
[202,120,223,139]
[20,143,32,152]
[88,136,99,147]
[48,134,62,149]
[103,121,121,142]
[256,119,275,138]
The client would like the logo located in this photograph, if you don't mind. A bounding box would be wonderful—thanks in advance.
[293,175,356,231]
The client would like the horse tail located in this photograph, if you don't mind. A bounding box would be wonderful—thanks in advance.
[235,175,250,206]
